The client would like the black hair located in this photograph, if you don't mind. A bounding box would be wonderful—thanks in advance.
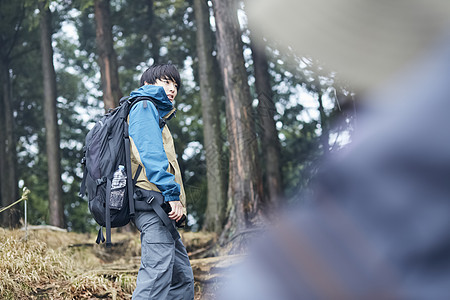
[140,63,181,90]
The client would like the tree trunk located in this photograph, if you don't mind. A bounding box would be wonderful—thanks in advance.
[212,0,264,243]
[145,0,161,65]
[146,0,154,28]
[317,90,330,155]
[249,32,284,206]
[94,0,121,111]
[0,59,20,228]
[39,2,65,228]
[151,33,161,65]
[194,0,227,234]
[0,64,6,227]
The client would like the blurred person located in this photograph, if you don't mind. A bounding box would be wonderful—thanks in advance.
[220,1,450,299]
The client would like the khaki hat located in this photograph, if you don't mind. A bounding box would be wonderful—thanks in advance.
[247,0,450,89]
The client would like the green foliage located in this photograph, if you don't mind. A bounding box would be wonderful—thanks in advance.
[170,82,207,229]
[3,0,354,232]
[2,0,50,226]
[263,45,352,200]
[74,6,97,62]
[57,70,96,232]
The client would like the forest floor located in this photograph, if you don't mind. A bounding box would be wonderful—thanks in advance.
[0,227,243,299]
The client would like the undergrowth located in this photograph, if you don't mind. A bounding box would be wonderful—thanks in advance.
[0,228,137,299]
[0,227,218,299]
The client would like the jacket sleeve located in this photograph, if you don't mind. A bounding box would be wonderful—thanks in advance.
[129,101,181,201]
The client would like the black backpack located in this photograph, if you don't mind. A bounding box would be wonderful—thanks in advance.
[79,96,155,247]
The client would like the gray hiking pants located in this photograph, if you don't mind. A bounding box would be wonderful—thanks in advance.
[132,210,194,300]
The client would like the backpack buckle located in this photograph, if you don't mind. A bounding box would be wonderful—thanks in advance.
[96,177,107,185]
[146,196,155,205]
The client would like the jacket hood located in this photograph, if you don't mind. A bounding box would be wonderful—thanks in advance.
[130,85,175,119]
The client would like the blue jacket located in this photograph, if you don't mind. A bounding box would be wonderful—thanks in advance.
[128,85,181,202]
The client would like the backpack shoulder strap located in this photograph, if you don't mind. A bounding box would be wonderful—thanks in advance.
[105,177,113,247]
[119,96,130,106]
[128,96,165,128]
[79,153,87,197]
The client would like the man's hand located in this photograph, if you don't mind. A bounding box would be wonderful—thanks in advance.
[168,200,184,222]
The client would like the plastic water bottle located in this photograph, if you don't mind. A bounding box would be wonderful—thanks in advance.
[110,165,126,209]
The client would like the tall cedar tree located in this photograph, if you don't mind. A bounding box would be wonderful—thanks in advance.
[194,0,227,233]
[249,30,284,206]
[0,78,5,225]
[0,59,20,228]
[39,1,64,227]
[0,2,22,228]
[212,0,264,242]
[94,0,122,110]
[146,0,160,64]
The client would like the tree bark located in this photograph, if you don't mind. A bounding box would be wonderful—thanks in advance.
[194,0,227,233]
[146,0,154,28]
[151,33,161,65]
[0,2,24,228]
[317,90,330,155]
[249,32,284,206]
[94,0,121,111]
[0,62,7,227]
[212,0,264,241]
[0,90,4,226]
[0,59,20,228]
[145,0,161,65]
[39,2,65,228]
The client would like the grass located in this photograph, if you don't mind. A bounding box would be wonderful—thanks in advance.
[0,227,221,299]
[0,229,71,298]
[0,228,139,299]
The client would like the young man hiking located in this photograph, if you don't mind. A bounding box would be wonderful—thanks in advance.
[128,64,194,299]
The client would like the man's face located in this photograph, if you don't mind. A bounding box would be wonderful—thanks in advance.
[145,78,178,102]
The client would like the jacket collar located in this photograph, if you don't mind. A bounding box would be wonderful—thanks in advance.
[130,85,176,119]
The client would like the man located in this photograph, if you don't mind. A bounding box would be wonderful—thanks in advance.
[128,64,194,299]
